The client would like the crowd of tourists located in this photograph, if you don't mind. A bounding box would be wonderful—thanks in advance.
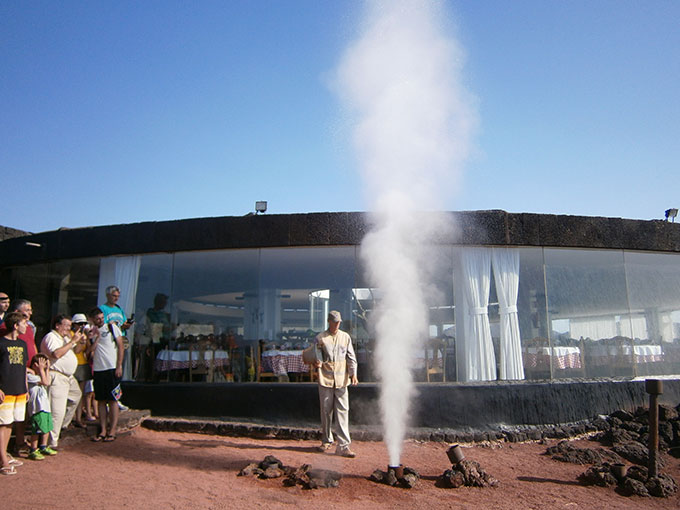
[0,286,131,476]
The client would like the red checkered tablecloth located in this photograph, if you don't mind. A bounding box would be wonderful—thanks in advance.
[524,346,582,370]
[261,350,307,375]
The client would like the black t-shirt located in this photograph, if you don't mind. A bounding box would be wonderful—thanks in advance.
[0,336,28,395]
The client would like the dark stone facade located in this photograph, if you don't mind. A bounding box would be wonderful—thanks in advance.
[122,378,680,434]
[1,210,679,266]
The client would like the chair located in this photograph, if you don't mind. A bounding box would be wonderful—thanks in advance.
[609,336,635,377]
[256,341,277,382]
[425,338,447,382]
[523,337,551,380]
[189,343,214,382]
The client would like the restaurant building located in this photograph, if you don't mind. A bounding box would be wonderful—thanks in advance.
[1,211,679,431]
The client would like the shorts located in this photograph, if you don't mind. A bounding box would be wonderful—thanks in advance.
[84,379,94,394]
[74,364,93,382]
[0,393,27,425]
[31,411,53,435]
[93,369,120,402]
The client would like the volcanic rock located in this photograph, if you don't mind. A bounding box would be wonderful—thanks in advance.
[611,441,665,467]
[283,464,342,489]
[623,477,650,497]
[237,463,264,477]
[577,463,618,487]
[368,466,420,488]
[659,404,679,422]
[545,440,624,465]
[646,474,679,498]
[438,459,499,488]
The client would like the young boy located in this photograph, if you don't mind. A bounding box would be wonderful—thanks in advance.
[0,312,28,475]
[26,354,57,460]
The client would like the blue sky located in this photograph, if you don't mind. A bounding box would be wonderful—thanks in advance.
[2,1,679,233]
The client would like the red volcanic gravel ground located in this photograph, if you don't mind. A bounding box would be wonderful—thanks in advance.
[3,428,679,510]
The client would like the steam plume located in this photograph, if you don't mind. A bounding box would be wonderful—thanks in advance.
[334,0,476,466]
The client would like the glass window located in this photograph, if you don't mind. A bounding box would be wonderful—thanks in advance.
[48,258,100,318]
[624,251,680,376]
[259,246,356,346]
[171,249,259,344]
[545,248,630,379]
[134,253,173,340]
[0,263,51,338]
[515,248,550,380]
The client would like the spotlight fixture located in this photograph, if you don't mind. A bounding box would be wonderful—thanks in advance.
[25,242,42,248]
[665,208,678,222]
[255,201,268,214]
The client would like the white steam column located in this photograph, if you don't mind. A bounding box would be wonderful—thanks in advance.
[334,0,476,467]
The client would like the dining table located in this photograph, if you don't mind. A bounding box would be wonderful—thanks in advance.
[525,346,582,370]
[260,349,307,376]
[155,349,230,372]
[587,344,663,366]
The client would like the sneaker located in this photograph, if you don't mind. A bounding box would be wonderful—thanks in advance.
[39,446,58,456]
[28,450,45,461]
[117,402,129,411]
[335,447,357,458]
[316,443,333,452]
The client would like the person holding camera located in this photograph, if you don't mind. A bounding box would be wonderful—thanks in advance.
[71,314,97,427]
[39,315,84,450]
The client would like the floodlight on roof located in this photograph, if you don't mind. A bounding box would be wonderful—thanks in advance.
[255,201,267,214]
[665,208,678,222]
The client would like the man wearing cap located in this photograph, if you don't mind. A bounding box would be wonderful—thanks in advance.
[312,310,359,458]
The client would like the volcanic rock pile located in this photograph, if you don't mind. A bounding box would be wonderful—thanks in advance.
[238,455,342,489]
[369,466,420,488]
[437,459,499,488]
[547,403,680,498]
[578,462,678,498]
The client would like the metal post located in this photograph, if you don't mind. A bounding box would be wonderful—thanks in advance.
[645,378,663,479]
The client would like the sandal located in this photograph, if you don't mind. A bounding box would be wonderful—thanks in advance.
[1,465,17,475]
[91,435,105,442]
[103,435,116,442]
[7,455,23,467]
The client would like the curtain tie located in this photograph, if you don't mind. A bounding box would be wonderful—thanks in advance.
[500,305,518,314]
[470,306,488,315]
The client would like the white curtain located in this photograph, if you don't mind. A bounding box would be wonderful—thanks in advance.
[569,317,616,340]
[619,315,648,340]
[492,248,524,380]
[461,247,496,381]
[98,256,142,380]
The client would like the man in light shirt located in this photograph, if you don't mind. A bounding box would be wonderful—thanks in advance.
[312,311,359,458]
[40,315,84,449]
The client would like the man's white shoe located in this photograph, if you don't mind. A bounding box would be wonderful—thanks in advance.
[335,446,356,458]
